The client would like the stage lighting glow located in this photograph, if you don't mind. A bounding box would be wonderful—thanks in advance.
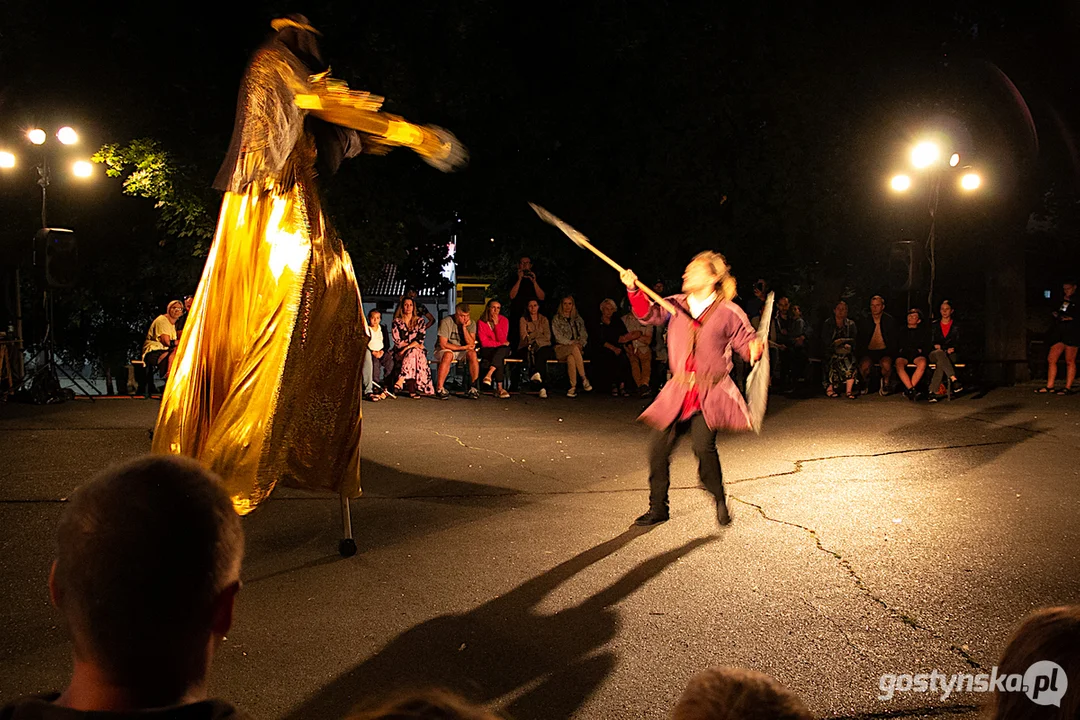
[0,151,15,169]
[57,127,79,145]
[72,160,93,178]
[891,174,912,191]
[949,153,960,167]
[27,128,47,145]
[911,142,940,169]
[960,173,981,190]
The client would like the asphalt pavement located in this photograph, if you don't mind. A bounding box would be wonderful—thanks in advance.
[1,385,1078,719]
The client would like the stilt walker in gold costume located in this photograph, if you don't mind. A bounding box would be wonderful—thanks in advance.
[152,15,467,547]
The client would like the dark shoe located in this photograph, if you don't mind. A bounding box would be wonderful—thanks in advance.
[928,394,942,403]
[634,509,669,526]
[951,382,964,394]
[716,498,733,526]
[435,387,450,400]
[465,387,480,400]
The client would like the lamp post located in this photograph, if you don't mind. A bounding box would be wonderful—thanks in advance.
[0,126,94,389]
[889,140,982,318]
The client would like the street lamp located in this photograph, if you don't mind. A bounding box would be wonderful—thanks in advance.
[0,125,95,391]
[890,138,983,317]
[56,127,78,145]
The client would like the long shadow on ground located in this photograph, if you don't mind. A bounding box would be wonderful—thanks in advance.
[282,527,718,720]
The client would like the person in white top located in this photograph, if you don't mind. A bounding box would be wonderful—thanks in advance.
[142,300,183,379]
[362,309,394,401]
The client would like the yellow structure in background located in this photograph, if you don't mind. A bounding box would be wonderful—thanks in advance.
[456,277,493,322]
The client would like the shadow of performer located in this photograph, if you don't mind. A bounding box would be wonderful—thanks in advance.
[283,528,718,720]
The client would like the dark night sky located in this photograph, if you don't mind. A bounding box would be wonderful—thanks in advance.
[2,2,1079,320]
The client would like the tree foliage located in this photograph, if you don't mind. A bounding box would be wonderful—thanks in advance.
[92,139,217,255]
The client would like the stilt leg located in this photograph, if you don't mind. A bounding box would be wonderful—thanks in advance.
[338,491,357,557]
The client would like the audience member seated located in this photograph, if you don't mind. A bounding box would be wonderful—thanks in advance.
[650,281,669,392]
[987,605,1080,720]
[596,298,634,396]
[403,289,437,330]
[347,689,502,720]
[788,303,810,385]
[435,303,481,400]
[823,300,858,399]
[0,455,247,719]
[927,299,963,402]
[770,296,805,392]
[507,255,546,349]
[174,295,195,339]
[392,298,434,398]
[622,304,653,397]
[552,296,593,398]
[858,295,898,396]
[141,300,184,383]
[1038,280,1078,396]
[895,307,930,401]
[477,300,511,399]
[363,309,395,402]
[515,299,555,398]
[670,666,812,720]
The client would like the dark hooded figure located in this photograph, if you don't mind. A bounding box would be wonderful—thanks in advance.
[153,15,467,513]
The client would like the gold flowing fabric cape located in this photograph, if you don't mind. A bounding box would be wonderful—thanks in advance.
[152,44,365,514]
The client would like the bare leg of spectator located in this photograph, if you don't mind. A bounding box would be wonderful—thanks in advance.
[896,357,913,390]
[466,349,480,387]
[910,356,928,387]
[1046,342,1064,390]
[1064,345,1077,391]
[436,351,454,392]
[879,356,893,394]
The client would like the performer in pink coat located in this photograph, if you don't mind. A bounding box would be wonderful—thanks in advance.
[620,251,763,527]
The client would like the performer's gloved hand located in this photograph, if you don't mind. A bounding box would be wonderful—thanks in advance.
[620,269,638,290]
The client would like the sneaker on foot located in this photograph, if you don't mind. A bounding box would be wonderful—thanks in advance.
[539,388,548,398]
[497,388,510,399]
[567,387,578,398]
[435,387,450,400]
[465,387,480,399]
[530,372,542,383]
[582,379,593,392]
[634,509,669,526]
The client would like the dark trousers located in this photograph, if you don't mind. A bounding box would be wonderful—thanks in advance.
[647,413,725,512]
[480,346,511,383]
[513,344,556,386]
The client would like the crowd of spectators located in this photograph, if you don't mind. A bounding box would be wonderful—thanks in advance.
[3,454,1075,719]
[140,266,1077,404]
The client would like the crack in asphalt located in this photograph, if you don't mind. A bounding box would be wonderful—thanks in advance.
[731,495,982,671]
[821,704,981,719]
[726,440,1016,486]
[803,598,871,661]
[432,431,553,480]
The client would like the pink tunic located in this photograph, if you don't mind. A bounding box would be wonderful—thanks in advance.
[628,288,756,431]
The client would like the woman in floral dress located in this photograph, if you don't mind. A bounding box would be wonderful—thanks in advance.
[392,297,433,397]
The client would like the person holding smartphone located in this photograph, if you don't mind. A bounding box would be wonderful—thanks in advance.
[508,256,546,348]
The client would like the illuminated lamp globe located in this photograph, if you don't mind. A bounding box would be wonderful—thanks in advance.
[57,127,79,145]
[0,151,15,169]
[949,153,960,167]
[73,160,93,178]
[890,174,912,192]
[27,129,47,145]
[960,173,981,191]
[911,142,940,169]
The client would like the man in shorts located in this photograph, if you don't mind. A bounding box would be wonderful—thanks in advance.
[434,303,481,399]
